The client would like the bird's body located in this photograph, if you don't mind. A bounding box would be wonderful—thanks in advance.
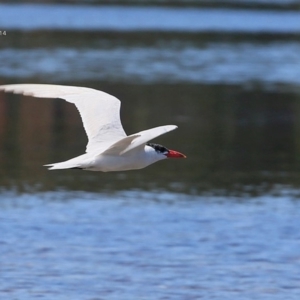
[0,84,186,172]
[46,144,166,172]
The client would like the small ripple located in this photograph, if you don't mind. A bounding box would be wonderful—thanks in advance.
[1,41,300,87]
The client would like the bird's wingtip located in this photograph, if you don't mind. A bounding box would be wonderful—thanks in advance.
[166,125,178,131]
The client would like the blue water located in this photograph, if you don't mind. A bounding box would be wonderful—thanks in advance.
[1,4,300,87]
[1,42,300,85]
[1,2,300,299]
[1,190,300,299]
[1,4,300,33]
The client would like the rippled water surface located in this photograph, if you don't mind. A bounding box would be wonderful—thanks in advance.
[1,42,300,85]
[1,191,300,300]
[1,1,300,299]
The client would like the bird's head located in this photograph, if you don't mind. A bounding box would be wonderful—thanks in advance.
[146,142,186,160]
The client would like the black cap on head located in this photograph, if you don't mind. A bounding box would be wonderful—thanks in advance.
[146,142,169,154]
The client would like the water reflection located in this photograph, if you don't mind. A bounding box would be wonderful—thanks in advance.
[1,83,300,196]
[0,2,300,197]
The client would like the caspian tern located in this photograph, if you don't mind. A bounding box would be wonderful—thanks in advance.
[0,84,186,172]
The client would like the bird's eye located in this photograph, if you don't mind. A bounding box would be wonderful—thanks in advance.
[146,142,169,154]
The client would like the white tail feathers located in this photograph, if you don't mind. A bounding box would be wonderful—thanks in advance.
[44,153,89,170]
[44,162,81,170]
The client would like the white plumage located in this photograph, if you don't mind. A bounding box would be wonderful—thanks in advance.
[0,84,186,172]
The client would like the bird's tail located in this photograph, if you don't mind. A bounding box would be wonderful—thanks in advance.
[44,154,89,170]
[44,161,82,170]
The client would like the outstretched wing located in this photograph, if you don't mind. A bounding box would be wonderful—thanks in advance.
[102,125,178,155]
[0,84,127,152]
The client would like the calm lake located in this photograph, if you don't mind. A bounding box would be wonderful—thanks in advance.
[1,1,300,299]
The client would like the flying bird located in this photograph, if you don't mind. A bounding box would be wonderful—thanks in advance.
[0,84,186,172]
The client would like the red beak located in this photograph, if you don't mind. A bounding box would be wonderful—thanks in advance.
[166,149,186,158]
